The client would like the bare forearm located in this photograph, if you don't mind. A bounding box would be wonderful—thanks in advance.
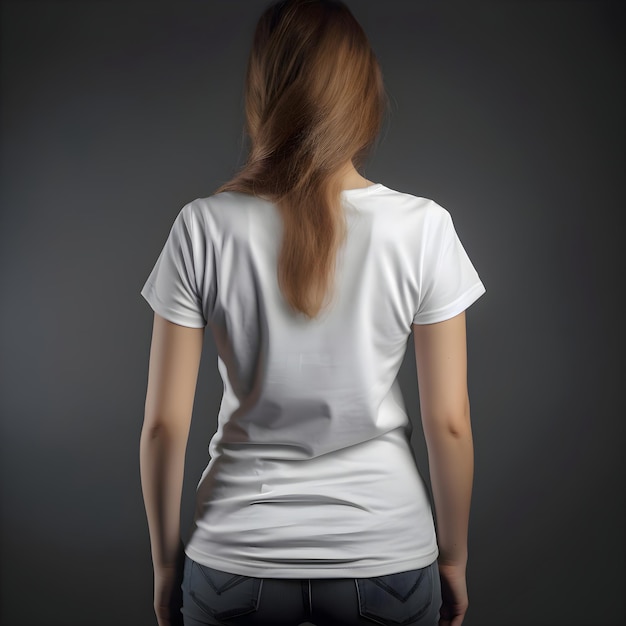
[425,425,474,566]
[139,424,187,568]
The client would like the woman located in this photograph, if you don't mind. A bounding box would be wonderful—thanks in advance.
[140,1,485,625]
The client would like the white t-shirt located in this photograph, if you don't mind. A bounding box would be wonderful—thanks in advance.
[140,183,486,578]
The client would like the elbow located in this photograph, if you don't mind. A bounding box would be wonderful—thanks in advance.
[447,400,471,436]
[423,399,472,439]
[445,418,472,438]
[140,421,167,440]
[140,416,187,442]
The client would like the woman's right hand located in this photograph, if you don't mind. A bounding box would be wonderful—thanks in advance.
[437,561,469,626]
[153,563,184,626]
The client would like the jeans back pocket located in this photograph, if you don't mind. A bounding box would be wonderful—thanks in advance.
[187,560,263,621]
[355,562,436,625]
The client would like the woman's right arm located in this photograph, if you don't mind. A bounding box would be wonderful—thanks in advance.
[413,311,474,625]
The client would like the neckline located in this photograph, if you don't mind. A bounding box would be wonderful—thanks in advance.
[255,183,384,203]
[340,183,384,197]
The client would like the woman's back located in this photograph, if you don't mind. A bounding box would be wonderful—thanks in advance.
[140,182,485,578]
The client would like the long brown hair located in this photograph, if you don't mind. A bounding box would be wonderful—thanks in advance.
[215,0,389,319]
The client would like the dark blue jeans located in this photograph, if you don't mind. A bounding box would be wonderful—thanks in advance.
[181,554,441,626]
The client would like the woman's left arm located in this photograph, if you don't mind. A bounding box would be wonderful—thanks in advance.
[140,312,205,626]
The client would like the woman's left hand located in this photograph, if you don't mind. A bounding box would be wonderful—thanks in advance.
[153,550,185,626]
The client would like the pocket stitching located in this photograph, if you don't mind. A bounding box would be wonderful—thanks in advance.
[355,566,434,625]
[195,562,249,594]
[188,561,263,620]
[369,569,427,602]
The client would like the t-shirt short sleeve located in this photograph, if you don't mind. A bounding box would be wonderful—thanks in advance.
[140,202,211,328]
[412,206,486,325]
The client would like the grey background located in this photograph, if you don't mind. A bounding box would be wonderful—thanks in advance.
[0,1,623,625]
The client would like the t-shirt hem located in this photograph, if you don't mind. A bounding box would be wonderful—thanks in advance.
[183,544,439,579]
[413,281,486,325]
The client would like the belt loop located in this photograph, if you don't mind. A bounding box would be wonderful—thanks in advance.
[301,579,312,616]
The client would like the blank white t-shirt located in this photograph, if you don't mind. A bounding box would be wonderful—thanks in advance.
[140,183,486,578]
